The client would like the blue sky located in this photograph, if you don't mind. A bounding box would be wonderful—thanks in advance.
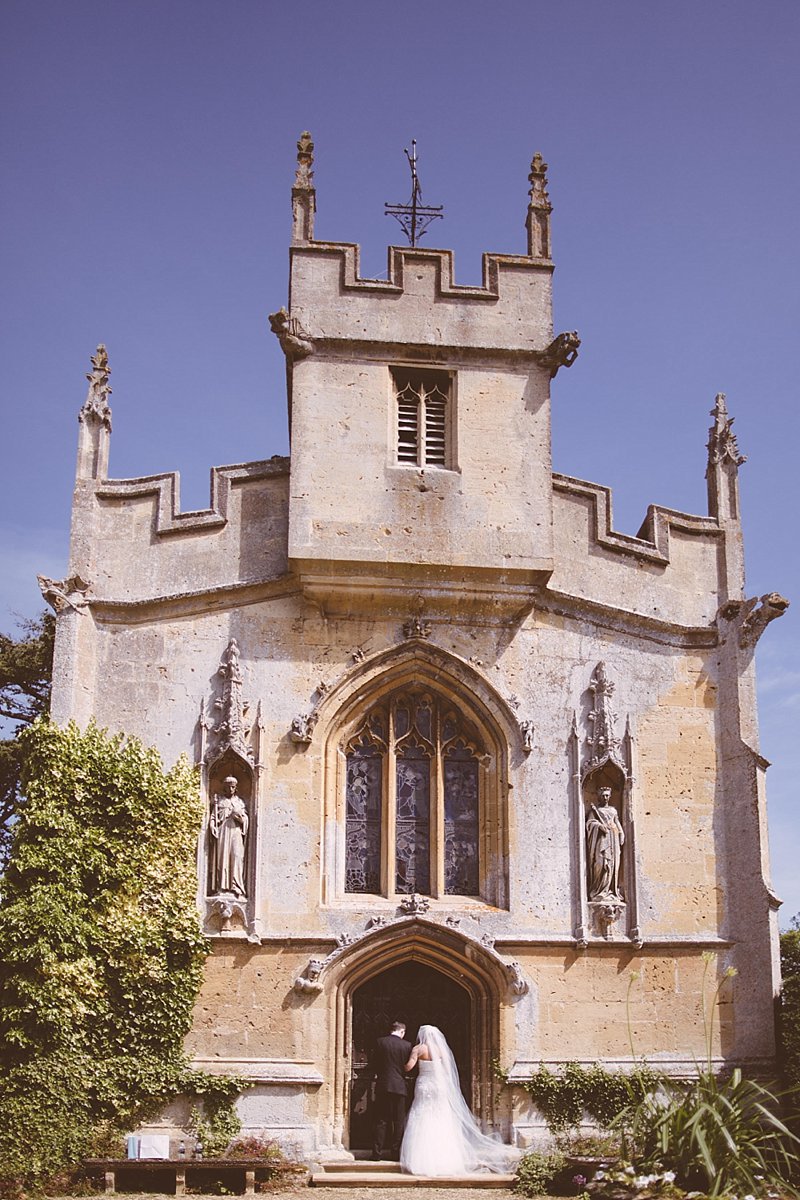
[1,0,798,920]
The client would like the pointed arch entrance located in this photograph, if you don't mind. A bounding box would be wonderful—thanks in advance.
[349,961,472,1150]
[326,917,508,1151]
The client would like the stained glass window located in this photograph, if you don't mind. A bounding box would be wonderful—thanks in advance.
[444,746,480,896]
[345,729,384,894]
[343,689,484,898]
[396,741,431,894]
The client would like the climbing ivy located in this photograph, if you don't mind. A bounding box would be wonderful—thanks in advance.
[0,719,212,1191]
[497,1060,660,1134]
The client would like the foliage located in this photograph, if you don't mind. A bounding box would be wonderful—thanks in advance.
[500,1060,660,1135]
[585,1161,683,1198]
[780,924,800,1130]
[513,1149,566,1197]
[613,1067,800,1196]
[0,612,54,862]
[0,718,210,1191]
[608,954,800,1197]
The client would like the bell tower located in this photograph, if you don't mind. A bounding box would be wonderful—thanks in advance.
[275,135,579,620]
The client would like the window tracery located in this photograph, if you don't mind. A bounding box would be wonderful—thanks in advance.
[343,687,484,899]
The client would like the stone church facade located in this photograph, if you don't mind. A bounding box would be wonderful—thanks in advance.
[46,133,787,1152]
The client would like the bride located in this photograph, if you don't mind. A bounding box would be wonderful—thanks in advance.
[399,1025,521,1176]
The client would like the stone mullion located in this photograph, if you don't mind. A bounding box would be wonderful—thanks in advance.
[431,706,444,898]
[385,704,398,898]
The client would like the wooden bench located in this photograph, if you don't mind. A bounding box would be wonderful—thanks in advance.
[84,1158,275,1196]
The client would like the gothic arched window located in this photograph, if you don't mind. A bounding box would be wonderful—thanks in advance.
[343,688,483,898]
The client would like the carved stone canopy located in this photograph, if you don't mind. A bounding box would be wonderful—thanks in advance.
[206,638,251,766]
[582,661,626,780]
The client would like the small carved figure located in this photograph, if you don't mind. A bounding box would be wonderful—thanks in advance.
[37,573,91,615]
[519,720,534,754]
[268,307,314,360]
[506,961,528,996]
[586,786,625,902]
[290,712,318,744]
[209,776,249,897]
[738,592,790,648]
[539,331,581,378]
[294,956,325,993]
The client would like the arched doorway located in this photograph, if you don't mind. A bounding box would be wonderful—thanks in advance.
[349,961,472,1150]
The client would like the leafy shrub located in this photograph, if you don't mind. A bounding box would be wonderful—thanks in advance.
[780,925,800,1131]
[0,720,210,1192]
[613,1067,800,1197]
[513,1150,566,1197]
[511,1061,659,1135]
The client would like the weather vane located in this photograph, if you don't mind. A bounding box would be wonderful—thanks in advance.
[385,139,443,247]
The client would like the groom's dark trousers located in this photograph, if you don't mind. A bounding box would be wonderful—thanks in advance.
[372,1033,412,1160]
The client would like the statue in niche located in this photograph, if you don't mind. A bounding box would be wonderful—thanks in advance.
[209,776,249,897]
[586,786,625,902]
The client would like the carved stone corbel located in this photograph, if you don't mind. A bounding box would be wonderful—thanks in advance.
[290,711,318,744]
[402,615,432,640]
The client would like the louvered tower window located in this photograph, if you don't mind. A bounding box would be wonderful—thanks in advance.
[392,368,452,468]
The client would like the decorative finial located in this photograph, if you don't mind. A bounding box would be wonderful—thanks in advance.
[79,344,112,430]
[294,131,314,189]
[528,153,551,207]
[292,131,316,245]
[385,139,444,248]
[526,151,552,259]
[707,393,746,470]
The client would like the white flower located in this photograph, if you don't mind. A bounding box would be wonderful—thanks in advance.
[595,1171,605,1181]
[662,1171,676,1183]
[743,1195,756,1200]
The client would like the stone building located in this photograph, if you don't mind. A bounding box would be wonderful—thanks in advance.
[46,132,787,1153]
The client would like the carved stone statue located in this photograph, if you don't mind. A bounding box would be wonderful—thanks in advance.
[209,776,249,897]
[586,786,625,902]
[539,330,581,378]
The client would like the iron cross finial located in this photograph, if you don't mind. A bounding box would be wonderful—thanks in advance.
[385,138,444,247]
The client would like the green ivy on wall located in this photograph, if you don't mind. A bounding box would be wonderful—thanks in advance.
[497,1060,659,1134]
[0,719,216,1190]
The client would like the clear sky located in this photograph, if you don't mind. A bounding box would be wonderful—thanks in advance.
[1,0,798,920]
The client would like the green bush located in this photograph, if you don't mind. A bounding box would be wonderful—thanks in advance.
[614,1067,800,1197]
[0,719,209,1191]
[509,1061,659,1135]
[513,1149,566,1197]
[780,926,800,1128]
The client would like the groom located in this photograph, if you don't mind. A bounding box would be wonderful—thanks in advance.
[371,1020,413,1161]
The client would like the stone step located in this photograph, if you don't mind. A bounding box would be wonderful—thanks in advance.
[319,1160,401,1173]
[310,1169,515,1188]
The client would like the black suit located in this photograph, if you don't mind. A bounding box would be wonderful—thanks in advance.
[372,1034,412,1160]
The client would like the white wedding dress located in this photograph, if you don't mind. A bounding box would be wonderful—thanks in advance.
[399,1025,520,1177]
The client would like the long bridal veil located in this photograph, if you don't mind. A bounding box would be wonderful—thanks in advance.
[412,1025,521,1174]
